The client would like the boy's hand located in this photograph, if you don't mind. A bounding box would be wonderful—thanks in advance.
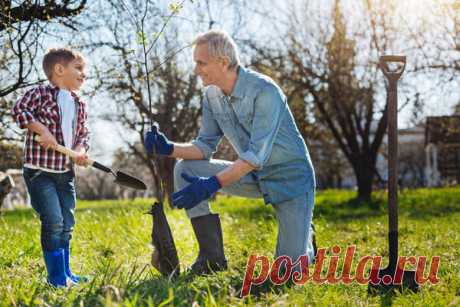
[39,131,58,150]
[74,152,89,167]
[73,146,90,167]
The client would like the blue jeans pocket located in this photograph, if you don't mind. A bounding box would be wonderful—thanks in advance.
[24,168,43,182]
[23,168,44,213]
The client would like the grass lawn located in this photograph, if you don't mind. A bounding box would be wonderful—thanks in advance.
[0,187,459,306]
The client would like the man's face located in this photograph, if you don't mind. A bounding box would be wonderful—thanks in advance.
[193,43,224,86]
[58,58,86,91]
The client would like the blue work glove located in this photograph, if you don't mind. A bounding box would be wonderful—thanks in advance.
[144,125,174,156]
[172,173,222,210]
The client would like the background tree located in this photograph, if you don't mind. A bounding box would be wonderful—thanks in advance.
[84,0,252,202]
[0,1,86,31]
[0,0,87,141]
[409,0,459,73]
[248,0,445,201]
[86,0,202,204]
[402,0,459,124]
[455,101,460,115]
[0,142,21,171]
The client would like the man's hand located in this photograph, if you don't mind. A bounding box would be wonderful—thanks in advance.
[144,125,174,156]
[172,173,221,210]
[38,130,58,150]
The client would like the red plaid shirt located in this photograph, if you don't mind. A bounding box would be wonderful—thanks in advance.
[12,84,90,171]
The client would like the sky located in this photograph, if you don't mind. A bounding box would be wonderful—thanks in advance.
[5,0,459,164]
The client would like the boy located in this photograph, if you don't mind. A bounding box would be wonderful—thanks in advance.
[12,48,90,287]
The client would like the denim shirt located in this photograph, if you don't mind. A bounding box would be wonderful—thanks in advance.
[192,66,315,204]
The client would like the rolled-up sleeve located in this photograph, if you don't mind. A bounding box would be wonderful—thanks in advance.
[12,87,40,129]
[240,84,285,169]
[191,94,223,160]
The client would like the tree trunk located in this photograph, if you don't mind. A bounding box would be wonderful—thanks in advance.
[353,156,375,203]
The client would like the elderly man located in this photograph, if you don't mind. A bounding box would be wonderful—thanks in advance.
[144,30,316,275]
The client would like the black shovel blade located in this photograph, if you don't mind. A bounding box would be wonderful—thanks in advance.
[114,170,147,190]
[368,266,419,295]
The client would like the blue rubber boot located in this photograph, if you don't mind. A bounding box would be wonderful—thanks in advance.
[43,249,68,288]
[63,245,88,283]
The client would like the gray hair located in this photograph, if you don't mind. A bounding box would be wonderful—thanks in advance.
[193,30,240,69]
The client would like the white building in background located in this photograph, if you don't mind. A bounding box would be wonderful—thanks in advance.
[425,143,441,187]
[332,123,427,189]
[424,116,460,187]
[374,124,426,188]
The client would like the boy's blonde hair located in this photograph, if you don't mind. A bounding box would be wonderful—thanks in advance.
[42,48,84,80]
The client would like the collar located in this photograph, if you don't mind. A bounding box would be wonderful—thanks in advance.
[229,65,247,99]
[47,83,80,102]
[47,83,60,93]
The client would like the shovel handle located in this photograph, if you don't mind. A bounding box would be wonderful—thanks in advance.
[380,55,406,63]
[379,55,406,81]
[35,136,96,166]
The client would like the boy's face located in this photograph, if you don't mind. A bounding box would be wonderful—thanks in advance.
[54,58,86,91]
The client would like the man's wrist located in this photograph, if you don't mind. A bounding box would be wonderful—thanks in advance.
[165,142,174,156]
[211,175,223,189]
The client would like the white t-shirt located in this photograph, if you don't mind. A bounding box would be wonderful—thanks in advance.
[57,89,76,149]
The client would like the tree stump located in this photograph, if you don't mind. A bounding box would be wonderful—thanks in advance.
[0,172,15,211]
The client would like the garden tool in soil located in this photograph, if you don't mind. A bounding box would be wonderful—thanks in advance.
[36,136,146,190]
[368,55,419,294]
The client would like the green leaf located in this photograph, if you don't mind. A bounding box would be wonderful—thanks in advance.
[136,31,148,45]
[168,2,183,14]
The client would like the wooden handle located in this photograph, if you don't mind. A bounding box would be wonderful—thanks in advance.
[379,55,406,79]
[36,136,95,165]
[380,55,406,63]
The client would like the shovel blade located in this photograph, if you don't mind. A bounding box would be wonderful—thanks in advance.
[368,267,419,295]
[114,170,147,190]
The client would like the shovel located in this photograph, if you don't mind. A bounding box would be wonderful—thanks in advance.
[368,55,419,294]
[37,136,147,190]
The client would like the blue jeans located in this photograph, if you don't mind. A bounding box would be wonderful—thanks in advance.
[23,167,76,251]
[174,159,316,263]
